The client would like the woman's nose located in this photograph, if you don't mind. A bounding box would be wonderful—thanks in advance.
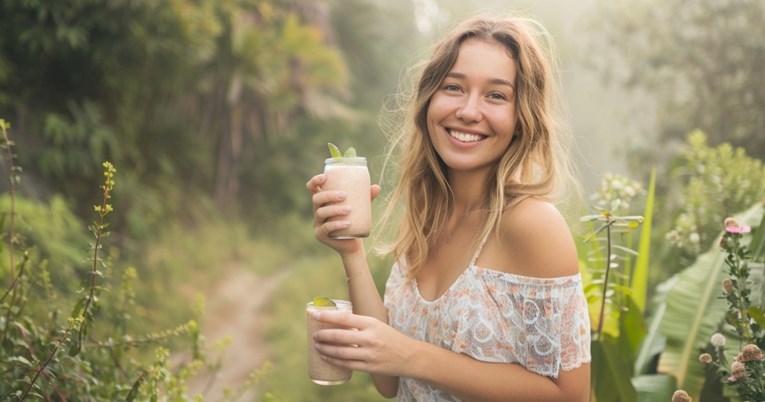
[455,95,483,123]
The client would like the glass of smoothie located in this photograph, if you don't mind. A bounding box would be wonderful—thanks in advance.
[323,154,371,239]
[306,298,353,385]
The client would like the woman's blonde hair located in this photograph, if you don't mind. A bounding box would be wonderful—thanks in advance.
[377,14,577,278]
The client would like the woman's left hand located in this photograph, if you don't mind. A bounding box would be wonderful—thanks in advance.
[311,311,414,378]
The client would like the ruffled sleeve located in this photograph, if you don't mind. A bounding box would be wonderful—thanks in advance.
[479,270,591,378]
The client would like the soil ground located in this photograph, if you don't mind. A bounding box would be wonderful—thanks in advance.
[182,266,289,401]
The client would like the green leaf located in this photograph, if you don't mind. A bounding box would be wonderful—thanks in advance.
[657,249,728,399]
[327,143,342,158]
[9,355,33,368]
[126,371,146,402]
[631,168,656,312]
[591,336,638,402]
[748,306,765,329]
[343,147,357,157]
[635,276,676,375]
[312,296,336,308]
[619,294,646,362]
[751,204,765,262]
[632,374,677,402]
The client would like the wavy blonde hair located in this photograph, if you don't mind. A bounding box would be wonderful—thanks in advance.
[377,14,577,278]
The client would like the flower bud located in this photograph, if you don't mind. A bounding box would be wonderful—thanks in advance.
[721,278,733,295]
[698,353,713,364]
[671,390,692,402]
[731,361,747,379]
[741,344,763,362]
[724,217,740,228]
[711,333,726,348]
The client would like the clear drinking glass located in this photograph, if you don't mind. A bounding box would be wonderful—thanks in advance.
[323,157,371,239]
[306,299,353,385]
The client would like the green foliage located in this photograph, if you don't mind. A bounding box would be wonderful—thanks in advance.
[580,173,647,340]
[579,172,671,401]
[589,0,765,160]
[657,203,764,400]
[658,131,765,279]
[0,194,87,287]
[0,146,247,400]
[699,215,765,401]
[0,0,420,242]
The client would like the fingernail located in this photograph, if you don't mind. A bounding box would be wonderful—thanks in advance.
[337,192,347,200]
[341,206,351,213]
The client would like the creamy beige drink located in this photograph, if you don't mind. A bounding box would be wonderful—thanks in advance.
[323,157,371,239]
[306,299,353,385]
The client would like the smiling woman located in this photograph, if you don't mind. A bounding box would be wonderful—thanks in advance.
[426,39,518,175]
[306,13,589,402]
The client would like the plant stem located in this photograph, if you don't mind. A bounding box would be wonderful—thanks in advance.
[1,123,15,285]
[597,217,614,339]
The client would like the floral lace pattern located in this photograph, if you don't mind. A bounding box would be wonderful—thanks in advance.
[384,244,591,401]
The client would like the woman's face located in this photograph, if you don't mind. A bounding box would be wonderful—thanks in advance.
[426,38,518,176]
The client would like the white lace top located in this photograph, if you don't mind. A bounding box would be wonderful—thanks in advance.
[383,237,591,401]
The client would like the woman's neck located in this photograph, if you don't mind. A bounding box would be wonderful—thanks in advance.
[448,169,490,213]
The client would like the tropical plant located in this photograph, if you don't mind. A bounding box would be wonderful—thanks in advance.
[580,169,679,401]
[693,218,765,401]
[656,203,765,401]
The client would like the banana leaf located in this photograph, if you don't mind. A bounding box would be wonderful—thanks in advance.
[631,168,656,312]
[592,336,637,402]
[657,203,763,399]
[752,202,765,261]
[633,374,676,402]
[635,275,677,375]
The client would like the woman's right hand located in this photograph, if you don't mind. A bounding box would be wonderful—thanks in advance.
[306,173,380,255]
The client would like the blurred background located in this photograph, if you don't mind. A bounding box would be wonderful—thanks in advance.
[1,0,764,401]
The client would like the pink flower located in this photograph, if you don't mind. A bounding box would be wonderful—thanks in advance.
[726,225,752,234]
[724,217,751,233]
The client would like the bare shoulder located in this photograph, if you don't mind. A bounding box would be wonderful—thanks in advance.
[497,197,579,278]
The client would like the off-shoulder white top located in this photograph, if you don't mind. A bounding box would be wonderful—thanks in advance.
[383,237,591,402]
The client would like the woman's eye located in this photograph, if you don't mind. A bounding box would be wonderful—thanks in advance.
[488,92,507,100]
[443,84,461,92]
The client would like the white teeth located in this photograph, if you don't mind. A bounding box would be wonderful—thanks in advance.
[449,130,483,142]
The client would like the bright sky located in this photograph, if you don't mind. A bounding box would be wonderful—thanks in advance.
[412,0,440,32]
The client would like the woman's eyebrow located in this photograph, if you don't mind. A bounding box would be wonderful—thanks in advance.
[445,72,515,90]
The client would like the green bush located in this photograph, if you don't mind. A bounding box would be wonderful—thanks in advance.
[655,130,765,281]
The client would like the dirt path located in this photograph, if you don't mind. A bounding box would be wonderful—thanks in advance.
[183,266,290,401]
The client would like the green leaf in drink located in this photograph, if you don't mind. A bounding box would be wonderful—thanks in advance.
[328,143,343,159]
[313,296,337,308]
[327,143,358,158]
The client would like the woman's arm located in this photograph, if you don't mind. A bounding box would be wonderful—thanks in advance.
[313,311,590,402]
[307,173,398,397]
[339,249,399,397]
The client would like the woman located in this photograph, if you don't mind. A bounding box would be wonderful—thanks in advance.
[306,14,591,401]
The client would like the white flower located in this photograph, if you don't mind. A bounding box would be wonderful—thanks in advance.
[711,333,726,348]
